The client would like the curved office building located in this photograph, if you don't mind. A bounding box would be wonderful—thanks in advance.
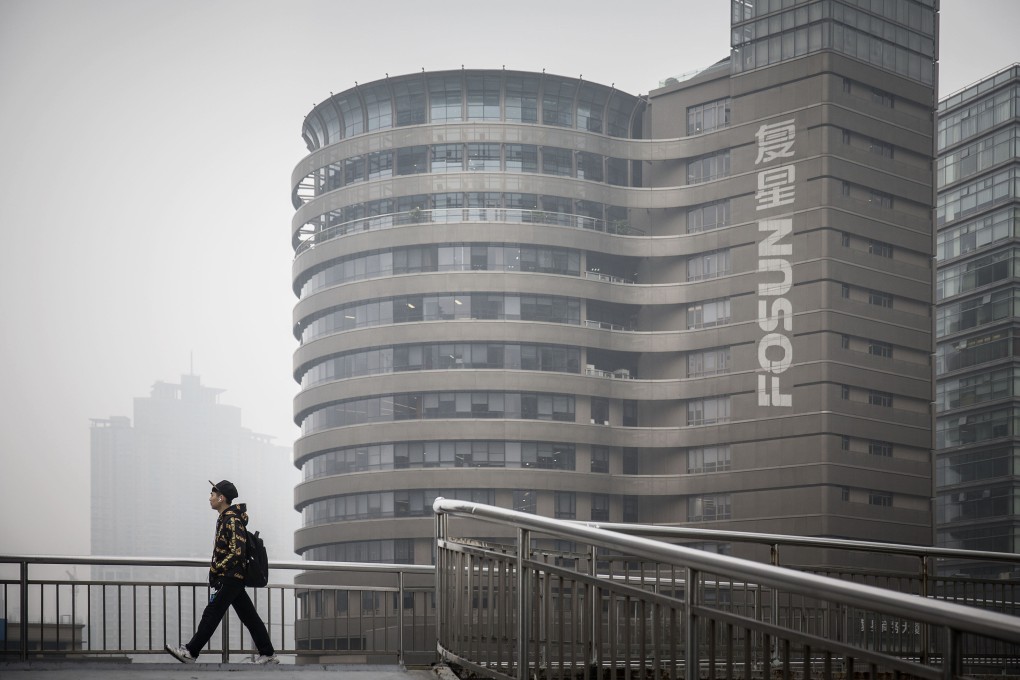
[292,17,937,572]
[291,71,651,566]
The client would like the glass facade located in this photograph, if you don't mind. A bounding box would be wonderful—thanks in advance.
[302,71,643,151]
[300,343,579,387]
[731,0,936,85]
[299,293,582,344]
[298,243,581,298]
[294,191,638,254]
[935,66,1020,565]
[301,392,576,434]
[301,441,576,479]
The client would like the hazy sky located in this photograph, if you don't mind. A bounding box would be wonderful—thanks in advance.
[1,0,1017,556]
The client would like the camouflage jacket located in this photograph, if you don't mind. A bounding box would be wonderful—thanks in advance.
[209,503,248,585]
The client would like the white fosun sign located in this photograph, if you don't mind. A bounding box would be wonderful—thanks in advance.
[754,119,796,407]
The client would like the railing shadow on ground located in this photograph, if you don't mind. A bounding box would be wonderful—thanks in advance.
[433,498,1020,680]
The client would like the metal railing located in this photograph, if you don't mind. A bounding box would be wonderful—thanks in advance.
[0,554,433,664]
[4,513,1019,675]
[433,498,1020,680]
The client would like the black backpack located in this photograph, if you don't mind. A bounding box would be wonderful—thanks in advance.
[244,529,269,588]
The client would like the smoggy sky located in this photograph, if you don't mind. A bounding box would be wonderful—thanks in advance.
[1,0,1017,555]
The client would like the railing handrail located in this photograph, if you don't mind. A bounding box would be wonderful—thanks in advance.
[583,521,1020,566]
[0,554,434,575]
[433,498,1020,645]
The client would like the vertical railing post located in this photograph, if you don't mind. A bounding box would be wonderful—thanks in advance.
[684,566,698,680]
[19,561,28,662]
[919,555,930,666]
[221,608,230,663]
[516,528,531,680]
[398,570,405,667]
[588,545,599,671]
[770,544,780,668]
[434,500,446,659]
[943,625,959,680]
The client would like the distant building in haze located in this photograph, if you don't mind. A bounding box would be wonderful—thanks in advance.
[89,373,299,652]
[934,64,1020,575]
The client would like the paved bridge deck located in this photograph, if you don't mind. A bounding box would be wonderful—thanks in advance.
[0,662,441,679]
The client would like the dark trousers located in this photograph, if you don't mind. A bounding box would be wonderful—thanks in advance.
[186,578,274,658]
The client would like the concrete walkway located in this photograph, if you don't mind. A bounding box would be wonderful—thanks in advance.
[0,662,441,680]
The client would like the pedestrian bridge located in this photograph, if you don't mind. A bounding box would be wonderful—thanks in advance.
[3,499,1019,679]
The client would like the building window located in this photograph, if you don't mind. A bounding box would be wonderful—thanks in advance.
[868,138,894,159]
[521,443,576,470]
[687,298,731,329]
[868,490,893,507]
[842,129,852,145]
[840,435,851,451]
[868,341,892,358]
[513,490,536,514]
[871,88,895,108]
[688,494,731,521]
[687,200,730,233]
[687,249,731,281]
[431,144,463,173]
[840,334,850,349]
[607,157,628,186]
[687,397,730,426]
[590,397,610,425]
[467,143,501,172]
[687,98,731,135]
[841,283,851,299]
[842,78,852,94]
[396,146,427,175]
[687,150,730,184]
[869,441,893,457]
[868,391,893,408]
[622,448,639,474]
[622,496,638,522]
[869,190,893,209]
[841,486,850,502]
[841,232,851,247]
[505,144,538,173]
[869,240,893,257]
[591,494,610,522]
[687,445,731,473]
[555,491,576,519]
[687,347,731,377]
[869,290,893,308]
[576,152,604,181]
[841,384,850,400]
[623,400,637,427]
[590,446,610,473]
[542,147,573,176]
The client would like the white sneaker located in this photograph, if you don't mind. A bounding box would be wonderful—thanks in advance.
[253,653,280,665]
[165,643,196,663]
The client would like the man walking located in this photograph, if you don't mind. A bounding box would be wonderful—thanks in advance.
[165,480,278,664]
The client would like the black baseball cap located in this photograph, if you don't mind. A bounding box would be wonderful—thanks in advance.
[209,479,238,502]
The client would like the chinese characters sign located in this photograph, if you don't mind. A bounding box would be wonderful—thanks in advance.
[755,119,796,407]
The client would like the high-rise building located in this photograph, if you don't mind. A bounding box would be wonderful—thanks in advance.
[91,374,298,561]
[290,0,938,570]
[934,64,1020,574]
[90,373,299,651]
